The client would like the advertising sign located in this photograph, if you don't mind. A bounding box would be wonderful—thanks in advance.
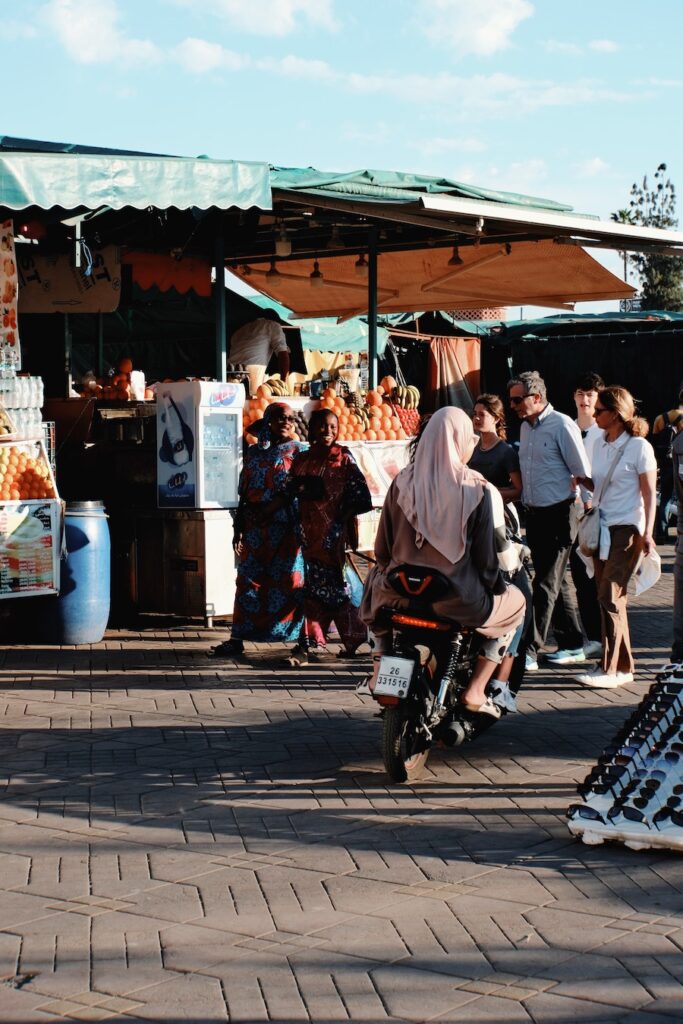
[0,499,60,598]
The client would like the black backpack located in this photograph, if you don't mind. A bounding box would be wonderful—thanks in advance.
[653,411,683,463]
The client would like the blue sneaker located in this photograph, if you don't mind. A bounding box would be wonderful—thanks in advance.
[525,653,538,672]
[543,647,586,666]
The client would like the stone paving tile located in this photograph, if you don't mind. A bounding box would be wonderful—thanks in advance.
[0,550,681,1021]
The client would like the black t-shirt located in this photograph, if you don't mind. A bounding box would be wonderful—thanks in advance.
[469,440,520,490]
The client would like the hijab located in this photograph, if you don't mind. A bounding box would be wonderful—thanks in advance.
[394,406,487,564]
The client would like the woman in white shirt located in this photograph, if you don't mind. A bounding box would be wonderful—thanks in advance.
[575,386,657,689]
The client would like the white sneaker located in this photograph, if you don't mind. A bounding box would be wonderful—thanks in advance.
[489,680,518,713]
[355,678,372,695]
[575,668,627,689]
[583,640,603,659]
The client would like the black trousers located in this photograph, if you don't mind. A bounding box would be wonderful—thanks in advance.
[525,499,584,655]
[657,460,674,540]
[568,539,601,643]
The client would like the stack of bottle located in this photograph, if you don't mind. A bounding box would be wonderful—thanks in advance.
[0,376,44,437]
[567,663,683,851]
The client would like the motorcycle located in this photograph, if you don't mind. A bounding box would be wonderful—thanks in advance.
[370,563,508,783]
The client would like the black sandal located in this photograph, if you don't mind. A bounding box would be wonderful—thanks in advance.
[208,639,244,658]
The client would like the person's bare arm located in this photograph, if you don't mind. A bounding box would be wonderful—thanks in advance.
[640,469,657,555]
[277,350,290,380]
[498,468,522,504]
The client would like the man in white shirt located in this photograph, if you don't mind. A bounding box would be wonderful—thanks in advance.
[228,309,290,395]
[508,370,592,671]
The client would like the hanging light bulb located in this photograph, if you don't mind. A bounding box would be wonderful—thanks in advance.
[326,225,342,250]
[448,246,464,266]
[275,223,291,258]
[354,254,368,278]
[310,259,324,288]
[265,259,280,281]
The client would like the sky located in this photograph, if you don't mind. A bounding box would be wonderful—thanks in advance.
[5,0,683,316]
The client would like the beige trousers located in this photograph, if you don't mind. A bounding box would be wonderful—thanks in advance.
[594,524,643,675]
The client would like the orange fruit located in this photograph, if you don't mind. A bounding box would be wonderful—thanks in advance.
[375,429,386,441]
[365,429,377,441]
[366,391,382,407]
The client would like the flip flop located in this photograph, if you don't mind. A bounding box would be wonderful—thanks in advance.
[461,698,502,719]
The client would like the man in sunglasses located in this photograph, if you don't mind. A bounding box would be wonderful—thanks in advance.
[508,370,592,672]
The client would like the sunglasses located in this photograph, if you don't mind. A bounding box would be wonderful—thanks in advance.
[272,415,297,424]
[567,803,605,823]
[509,395,528,405]
[593,407,610,417]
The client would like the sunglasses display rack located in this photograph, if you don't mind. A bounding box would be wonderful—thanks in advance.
[567,663,683,851]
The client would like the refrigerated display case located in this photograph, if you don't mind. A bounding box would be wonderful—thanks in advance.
[156,381,245,509]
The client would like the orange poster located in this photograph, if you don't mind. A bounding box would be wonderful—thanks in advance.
[0,220,20,368]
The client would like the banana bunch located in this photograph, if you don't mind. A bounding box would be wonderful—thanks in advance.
[395,385,420,409]
[264,376,291,397]
[353,404,371,431]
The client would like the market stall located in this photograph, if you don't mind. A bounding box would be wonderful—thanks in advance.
[6,137,683,635]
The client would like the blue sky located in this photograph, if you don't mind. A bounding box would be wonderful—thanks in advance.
[6,0,683,312]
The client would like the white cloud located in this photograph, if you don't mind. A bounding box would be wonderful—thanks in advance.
[576,157,610,177]
[543,38,621,56]
[169,40,635,118]
[176,0,339,36]
[258,54,337,80]
[174,38,248,73]
[416,0,534,57]
[542,40,582,56]
[589,39,620,53]
[43,0,162,65]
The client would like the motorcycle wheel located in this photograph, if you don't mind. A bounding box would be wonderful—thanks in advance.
[382,707,430,783]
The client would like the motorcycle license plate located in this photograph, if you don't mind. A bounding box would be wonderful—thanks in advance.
[374,656,414,698]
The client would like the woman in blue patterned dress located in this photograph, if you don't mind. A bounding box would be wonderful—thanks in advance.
[211,403,306,657]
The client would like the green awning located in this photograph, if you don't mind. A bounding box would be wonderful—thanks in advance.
[0,151,271,213]
[271,166,574,212]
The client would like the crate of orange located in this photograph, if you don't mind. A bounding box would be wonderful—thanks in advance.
[0,439,61,598]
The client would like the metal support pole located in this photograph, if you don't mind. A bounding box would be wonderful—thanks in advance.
[97,311,104,378]
[214,229,227,381]
[368,226,378,390]
[64,313,72,397]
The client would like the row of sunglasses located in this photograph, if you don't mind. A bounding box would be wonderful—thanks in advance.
[567,663,683,836]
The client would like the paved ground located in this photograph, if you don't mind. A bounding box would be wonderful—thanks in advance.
[0,548,682,1023]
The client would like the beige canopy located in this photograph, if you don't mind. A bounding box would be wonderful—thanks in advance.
[230,239,633,320]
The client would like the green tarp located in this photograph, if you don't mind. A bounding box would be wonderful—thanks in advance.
[271,166,574,212]
[0,151,271,213]
[247,292,388,353]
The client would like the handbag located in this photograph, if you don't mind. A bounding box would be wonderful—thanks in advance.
[577,441,629,557]
[343,552,365,608]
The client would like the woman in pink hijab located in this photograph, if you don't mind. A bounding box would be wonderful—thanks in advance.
[361,407,525,715]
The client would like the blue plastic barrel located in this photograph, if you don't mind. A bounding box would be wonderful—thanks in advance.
[40,501,111,644]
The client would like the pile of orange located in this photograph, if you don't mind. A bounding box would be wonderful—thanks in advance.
[0,446,55,501]
[242,396,269,444]
[320,387,409,442]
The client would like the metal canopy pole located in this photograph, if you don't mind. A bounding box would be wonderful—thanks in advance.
[367,226,378,389]
[214,228,227,381]
[97,312,104,378]
[64,313,72,398]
